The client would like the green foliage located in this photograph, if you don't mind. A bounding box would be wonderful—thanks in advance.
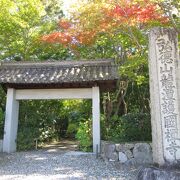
[76,119,92,152]
[126,82,150,113]
[107,113,151,142]
[0,0,160,151]
[17,100,63,150]
[100,114,108,140]
[0,0,71,61]
[17,126,39,150]
[16,99,92,150]
[0,87,6,139]
[66,123,78,138]
[39,126,57,142]
[0,109,4,139]
[61,100,92,122]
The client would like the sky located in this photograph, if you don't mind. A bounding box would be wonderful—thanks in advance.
[62,0,73,9]
[62,0,78,15]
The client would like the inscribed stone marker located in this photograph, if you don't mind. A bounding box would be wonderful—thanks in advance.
[149,27,180,165]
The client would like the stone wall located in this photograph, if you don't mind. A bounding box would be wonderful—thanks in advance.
[101,141,153,166]
[0,140,3,152]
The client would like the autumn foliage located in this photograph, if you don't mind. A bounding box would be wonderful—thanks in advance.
[108,3,168,24]
[42,32,72,44]
[58,19,71,30]
[41,0,168,46]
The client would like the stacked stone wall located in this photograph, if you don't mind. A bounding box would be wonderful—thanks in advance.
[101,141,153,166]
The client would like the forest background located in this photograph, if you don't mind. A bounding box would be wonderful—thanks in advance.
[0,0,179,151]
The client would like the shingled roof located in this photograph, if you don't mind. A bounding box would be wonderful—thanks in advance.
[0,60,119,91]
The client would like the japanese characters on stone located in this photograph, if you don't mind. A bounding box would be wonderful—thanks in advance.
[156,35,180,161]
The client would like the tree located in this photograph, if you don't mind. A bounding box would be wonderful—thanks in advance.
[41,0,171,117]
[42,0,170,45]
[0,0,72,143]
[0,0,71,61]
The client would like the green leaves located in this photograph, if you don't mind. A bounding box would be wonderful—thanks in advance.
[107,113,152,142]
[120,56,149,85]
[76,119,92,152]
[0,0,66,61]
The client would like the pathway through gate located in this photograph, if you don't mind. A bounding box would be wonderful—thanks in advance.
[42,139,79,152]
[0,144,139,180]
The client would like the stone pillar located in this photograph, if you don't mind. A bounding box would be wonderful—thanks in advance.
[3,88,19,153]
[92,86,100,153]
[149,27,180,165]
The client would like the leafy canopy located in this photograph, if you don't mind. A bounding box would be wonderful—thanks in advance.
[0,0,69,61]
[42,0,169,46]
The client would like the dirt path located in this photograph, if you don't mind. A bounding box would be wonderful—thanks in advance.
[42,139,79,152]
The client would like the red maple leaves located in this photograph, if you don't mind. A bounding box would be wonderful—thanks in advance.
[106,0,168,25]
[41,0,168,46]
[58,19,71,30]
[41,32,72,45]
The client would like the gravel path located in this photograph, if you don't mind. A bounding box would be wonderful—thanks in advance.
[0,149,139,180]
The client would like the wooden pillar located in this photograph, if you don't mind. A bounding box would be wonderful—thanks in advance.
[3,88,19,153]
[149,27,180,165]
[92,86,100,153]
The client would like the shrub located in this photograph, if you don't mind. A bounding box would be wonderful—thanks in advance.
[17,125,58,151]
[76,119,92,151]
[107,113,151,142]
[100,114,109,140]
[66,123,78,138]
[17,127,40,150]
[39,126,57,142]
[0,109,4,139]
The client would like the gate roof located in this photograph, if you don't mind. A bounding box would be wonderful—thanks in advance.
[0,59,119,91]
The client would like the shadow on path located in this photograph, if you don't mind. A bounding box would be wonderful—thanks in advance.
[41,139,80,153]
[0,139,138,179]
